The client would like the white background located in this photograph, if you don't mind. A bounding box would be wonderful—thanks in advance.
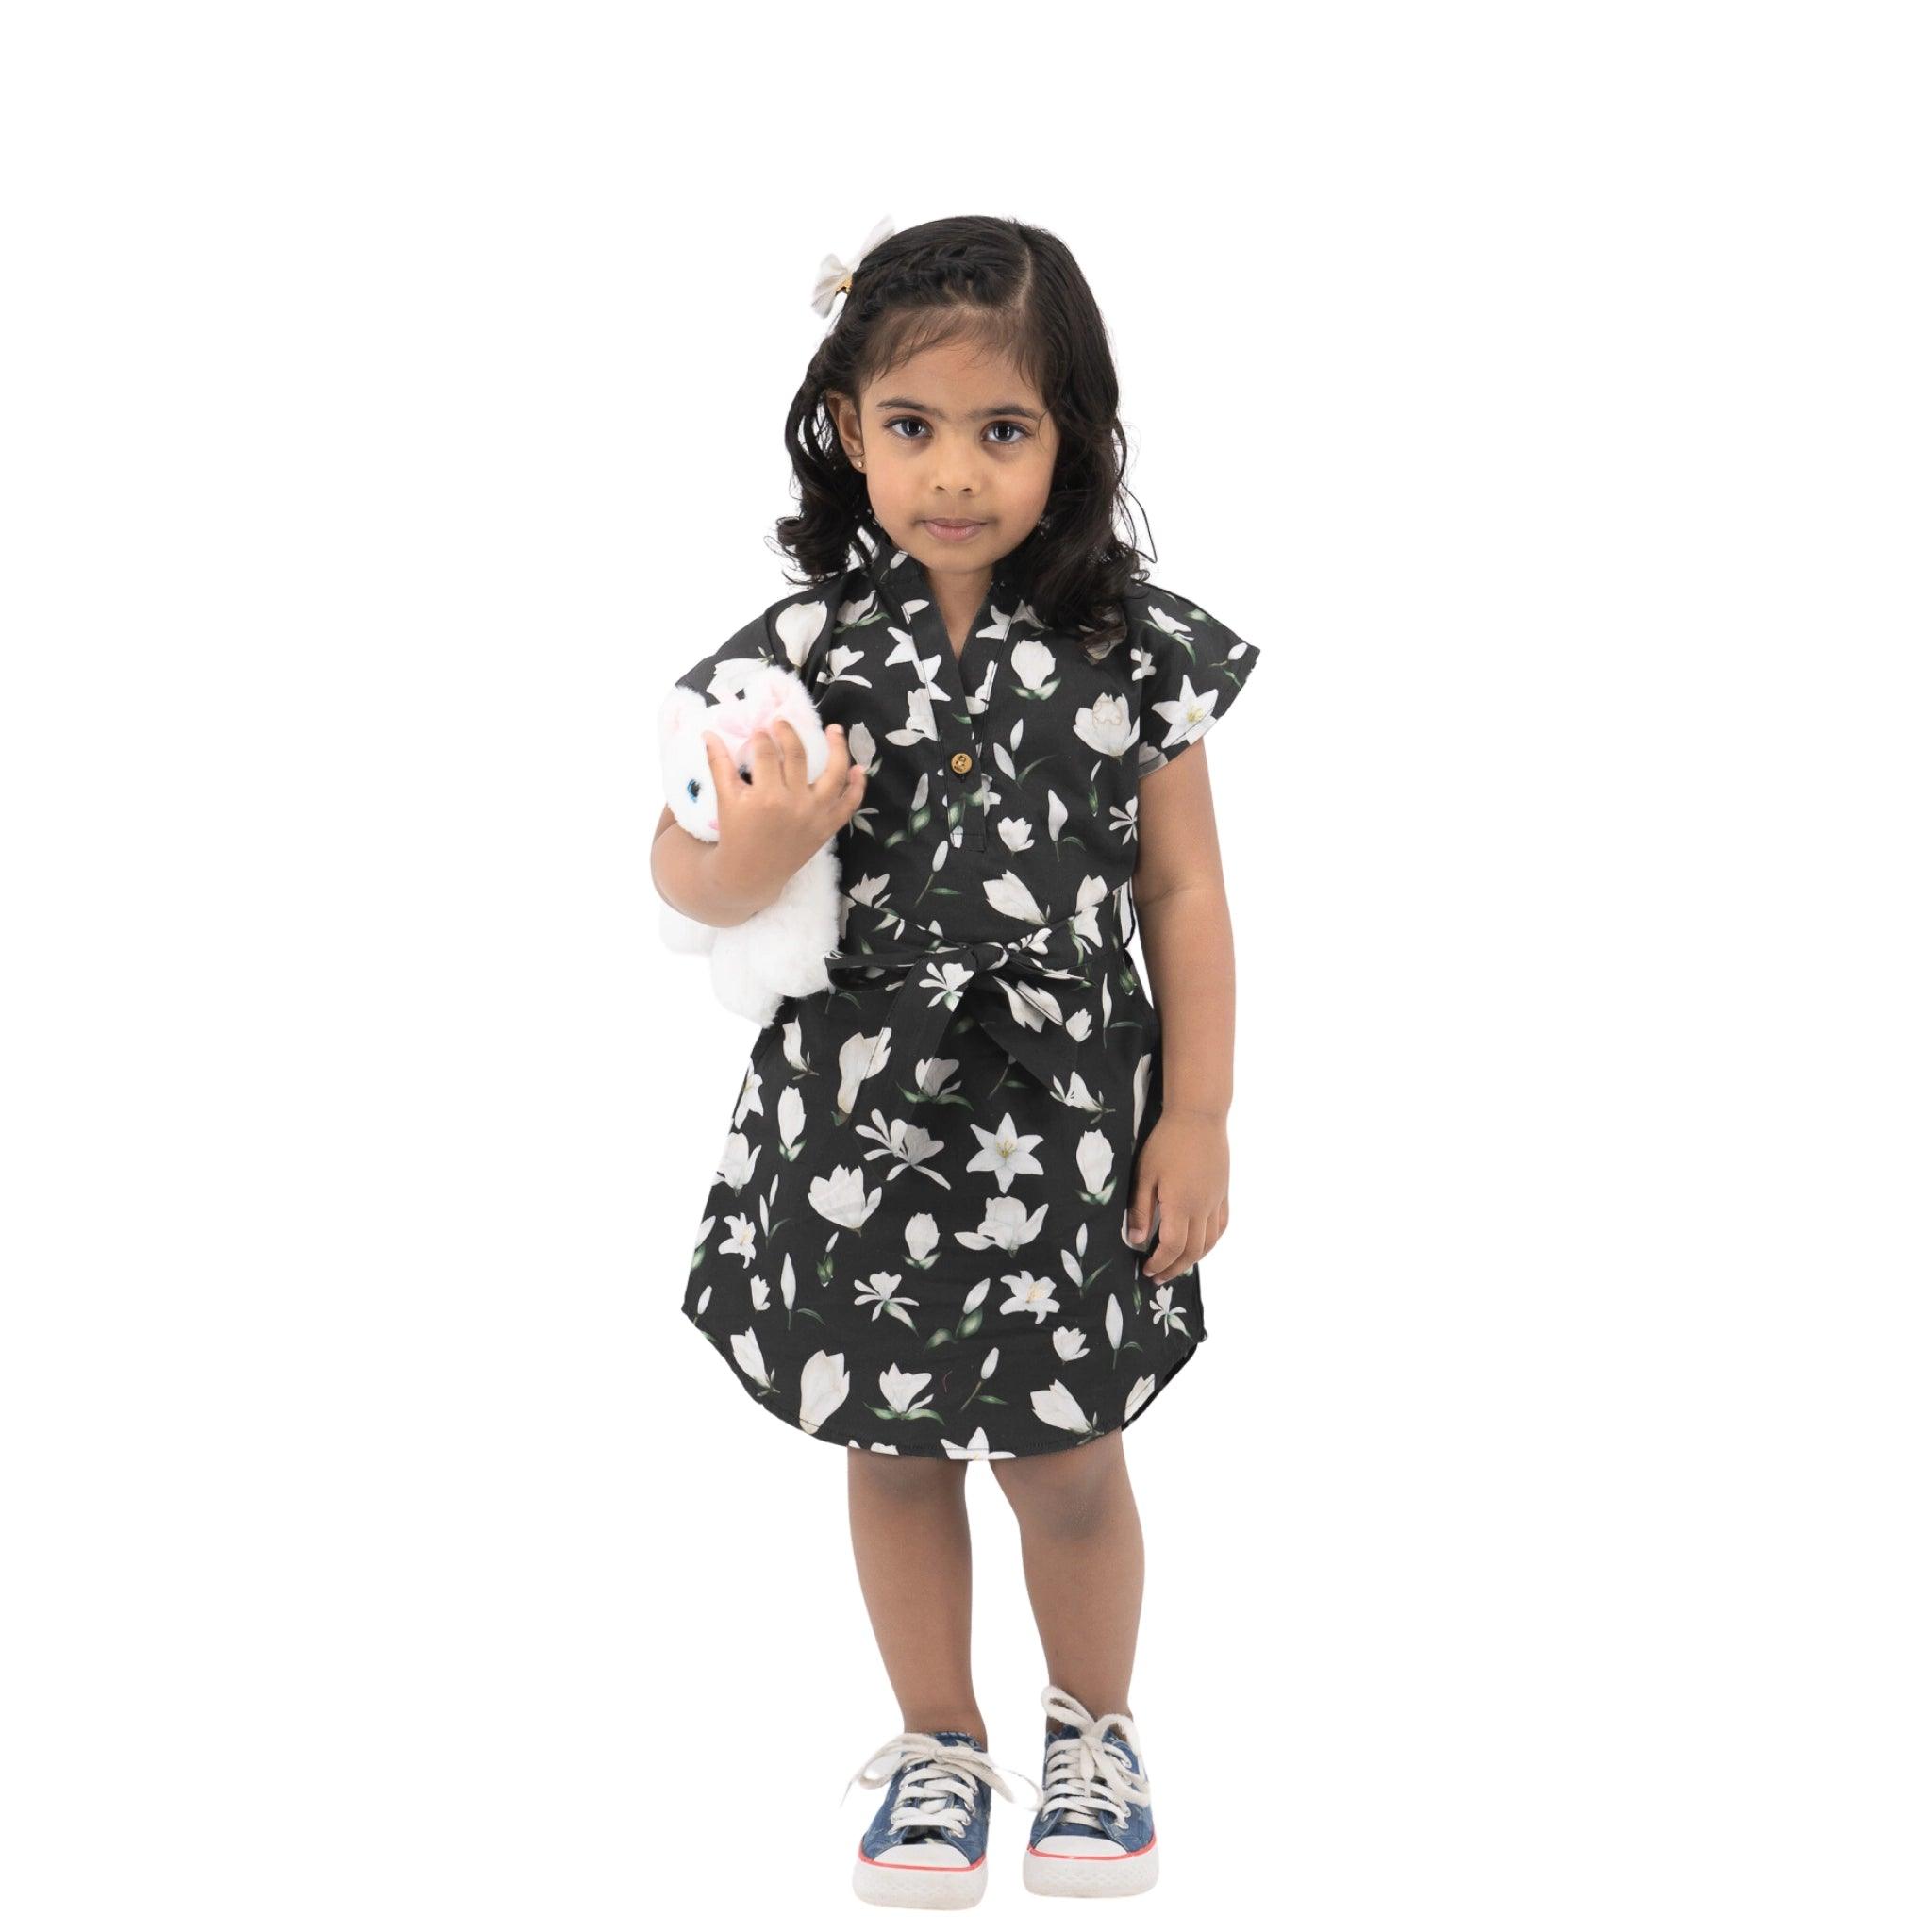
[4,4,1927,1927]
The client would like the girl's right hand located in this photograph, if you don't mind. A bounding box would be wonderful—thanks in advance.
[703,719,866,913]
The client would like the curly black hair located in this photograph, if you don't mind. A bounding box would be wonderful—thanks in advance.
[775,215,1152,646]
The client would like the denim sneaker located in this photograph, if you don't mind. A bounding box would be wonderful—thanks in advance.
[1022,1686,1160,1896]
[847,1726,1041,1910]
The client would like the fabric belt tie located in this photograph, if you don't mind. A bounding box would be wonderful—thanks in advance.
[816,890,1138,1175]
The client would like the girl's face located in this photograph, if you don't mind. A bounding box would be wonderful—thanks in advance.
[829,335,1059,578]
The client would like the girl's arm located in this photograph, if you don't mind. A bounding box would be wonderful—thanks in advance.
[651,719,866,927]
[1127,741,1237,1284]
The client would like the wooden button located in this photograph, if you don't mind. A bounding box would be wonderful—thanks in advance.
[950,750,974,774]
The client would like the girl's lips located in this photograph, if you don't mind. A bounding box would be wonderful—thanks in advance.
[925,518,987,542]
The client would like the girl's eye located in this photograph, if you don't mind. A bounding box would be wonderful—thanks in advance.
[883,416,1029,446]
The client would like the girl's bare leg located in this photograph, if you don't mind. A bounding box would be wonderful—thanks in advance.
[991,1428,1144,1723]
[846,1449,987,1740]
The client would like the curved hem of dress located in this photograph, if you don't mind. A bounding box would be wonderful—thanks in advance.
[682,1299,1207,1460]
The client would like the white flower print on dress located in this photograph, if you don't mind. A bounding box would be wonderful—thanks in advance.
[715,1132,758,1191]
[967,1111,1046,1193]
[983,871,1048,925]
[1010,635,1058,695]
[731,1068,764,1131]
[956,1194,1048,1253]
[675,559,1261,1457]
[1030,1380,1099,1437]
[836,1029,891,1114]
[730,1329,775,1392]
[854,1272,920,1329]
[809,1164,882,1231]
[874,1363,940,1423]
[773,598,829,670]
[904,1213,939,1266]
[799,1349,850,1433]
[854,1112,951,1185]
[1076,1130,1116,1201]
[1073,689,1138,758]
[999,1273,1061,1324]
[776,1087,806,1158]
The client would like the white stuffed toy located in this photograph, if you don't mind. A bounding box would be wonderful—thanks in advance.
[658,661,842,1024]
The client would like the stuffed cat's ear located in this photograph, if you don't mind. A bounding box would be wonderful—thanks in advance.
[660,682,711,742]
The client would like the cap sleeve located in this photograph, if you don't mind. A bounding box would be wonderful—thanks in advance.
[668,583,843,703]
[1130,588,1263,776]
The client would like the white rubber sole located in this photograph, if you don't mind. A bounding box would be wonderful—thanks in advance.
[852,1848,990,1910]
[1023,1835,1160,1898]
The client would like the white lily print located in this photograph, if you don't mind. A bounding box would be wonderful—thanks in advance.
[904,1213,939,1266]
[773,598,828,669]
[720,1215,757,1267]
[966,1111,1046,1193]
[1150,1282,1191,1334]
[1150,671,1219,750]
[799,1349,851,1434]
[884,683,940,746]
[1051,1070,1106,1112]
[730,1329,774,1393]
[875,1363,940,1422]
[942,1428,1016,1460]
[854,1272,921,1329]
[836,1028,891,1114]
[854,1113,951,1186]
[731,1067,764,1131]
[1073,689,1138,758]
[999,1272,1061,1324]
[1030,1380,1099,1437]
[809,1164,882,1231]
[982,870,1048,924]
[714,1132,758,1191]
[955,1194,1048,1253]
[1124,1374,1157,1420]
[776,1086,806,1158]
[1076,1129,1116,1199]
[1053,1326,1089,1362]
[915,1054,961,1098]
[1106,1294,1124,1354]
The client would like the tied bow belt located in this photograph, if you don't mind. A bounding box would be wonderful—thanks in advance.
[816,888,1141,1171]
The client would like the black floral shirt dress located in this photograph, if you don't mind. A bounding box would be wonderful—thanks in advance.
[671,531,1261,1458]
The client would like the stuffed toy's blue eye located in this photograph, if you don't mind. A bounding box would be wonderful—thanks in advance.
[685,778,701,801]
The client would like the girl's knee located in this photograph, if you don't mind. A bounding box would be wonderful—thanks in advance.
[991,1429,1129,1537]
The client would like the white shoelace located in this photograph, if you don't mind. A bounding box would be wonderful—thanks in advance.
[843,1732,1043,1840]
[1037,1687,1154,1831]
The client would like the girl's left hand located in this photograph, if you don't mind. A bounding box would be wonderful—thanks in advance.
[1124,1111,1231,1284]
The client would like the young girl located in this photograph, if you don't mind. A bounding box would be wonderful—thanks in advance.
[652,214,1260,1908]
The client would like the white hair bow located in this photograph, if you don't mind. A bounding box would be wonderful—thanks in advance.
[809,214,895,318]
